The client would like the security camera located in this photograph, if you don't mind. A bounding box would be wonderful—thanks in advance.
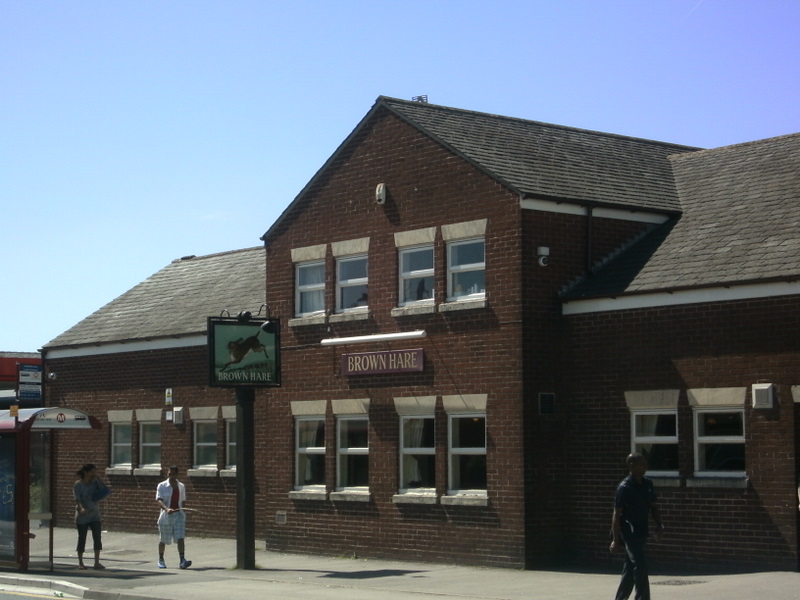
[538,256,550,267]
[48,372,57,381]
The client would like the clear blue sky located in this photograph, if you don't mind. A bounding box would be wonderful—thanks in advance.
[2,0,798,353]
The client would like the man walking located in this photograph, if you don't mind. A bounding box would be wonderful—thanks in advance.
[156,465,192,569]
[610,453,663,600]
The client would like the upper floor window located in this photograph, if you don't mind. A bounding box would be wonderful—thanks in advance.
[110,423,132,467]
[694,408,745,476]
[448,414,487,494]
[336,255,368,312]
[336,416,369,490]
[631,410,678,475]
[138,422,161,468]
[447,238,485,300]
[296,261,325,316]
[399,245,434,306]
[400,416,435,491]
[296,417,326,489]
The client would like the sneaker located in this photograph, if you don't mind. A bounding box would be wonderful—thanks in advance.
[157,558,166,569]
[179,558,192,570]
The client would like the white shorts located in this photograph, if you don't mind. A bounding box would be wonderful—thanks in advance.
[157,510,186,545]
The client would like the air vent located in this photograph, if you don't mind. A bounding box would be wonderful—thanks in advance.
[539,393,556,415]
[752,383,774,409]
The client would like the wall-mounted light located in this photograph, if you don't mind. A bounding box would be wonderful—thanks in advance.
[320,330,426,346]
[375,183,387,205]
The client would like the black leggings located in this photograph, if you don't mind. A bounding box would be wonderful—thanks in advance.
[76,521,102,554]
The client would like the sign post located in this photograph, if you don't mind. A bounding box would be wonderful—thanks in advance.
[208,315,280,570]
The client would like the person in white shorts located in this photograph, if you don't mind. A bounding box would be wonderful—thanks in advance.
[156,466,191,569]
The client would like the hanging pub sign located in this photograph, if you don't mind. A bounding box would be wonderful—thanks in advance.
[208,316,281,388]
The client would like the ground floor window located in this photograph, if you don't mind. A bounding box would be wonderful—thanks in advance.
[631,410,678,475]
[694,408,745,475]
[400,416,435,491]
[138,422,161,467]
[448,414,486,493]
[225,420,237,469]
[193,420,217,468]
[111,423,132,467]
[296,417,326,488]
[336,417,368,490]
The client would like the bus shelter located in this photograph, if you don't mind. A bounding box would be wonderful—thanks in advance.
[0,407,100,572]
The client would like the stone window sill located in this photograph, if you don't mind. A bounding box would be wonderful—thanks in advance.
[440,494,489,507]
[328,310,370,324]
[187,468,219,478]
[219,468,237,478]
[391,304,436,318]
[647,475,681,488]
[289,314,327,328]
[439,298,488,313]
[329,490,371,502]
[288,490,327,501]
[686,476,748,489]
[106,467,133,476]
[392,493,437,505]
[133,467,162,477]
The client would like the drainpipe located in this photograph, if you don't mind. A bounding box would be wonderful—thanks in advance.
[585,207,594,274]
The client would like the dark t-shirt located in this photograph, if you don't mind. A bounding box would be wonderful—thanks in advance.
[615,475,657,538]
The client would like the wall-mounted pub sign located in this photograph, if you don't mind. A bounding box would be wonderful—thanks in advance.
[342,348,424,376]
[208,317,281,388]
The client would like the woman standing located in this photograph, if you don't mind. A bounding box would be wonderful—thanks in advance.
[73,464,107,570]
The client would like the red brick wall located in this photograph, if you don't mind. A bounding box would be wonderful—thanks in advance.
[45,346,255,538]
[562,297,800,571]
[262,107,528,567]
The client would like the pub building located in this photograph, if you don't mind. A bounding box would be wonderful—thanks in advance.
[43,96,800,571]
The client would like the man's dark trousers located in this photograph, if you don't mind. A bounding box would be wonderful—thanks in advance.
[615,532,649,600]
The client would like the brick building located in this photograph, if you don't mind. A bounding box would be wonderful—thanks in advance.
[43,97,800,571]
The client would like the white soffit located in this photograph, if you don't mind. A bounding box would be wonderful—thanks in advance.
[520,198,669,224]
[44,335,207,359]
[563,281,800,315]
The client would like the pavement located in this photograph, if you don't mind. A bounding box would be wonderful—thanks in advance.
[1,527,800,600]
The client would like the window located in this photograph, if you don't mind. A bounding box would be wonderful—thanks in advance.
[631,411,678,475]
[226,420,237,469]
[336,255,368,312]
[694,408,745,475]
[336,417,368,489]
[138,422,161,468]
[296,261,325,316]
[399,245,434,305]
[447,238,485,300]
[296,418,326,489]
[400,417,435,491]
[193,421,217,468]
[111,423,132,467]
[448,414,486,493]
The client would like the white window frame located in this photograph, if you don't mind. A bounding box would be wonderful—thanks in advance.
[399,245,434,306]
[336,416,369,491]
[110,423,132,468]
[447,237,485,301]
[693,407,745,477]
[335,254,368,313]
[295,417,326,490]
[138,422,161,468]
[193,420,218,469]
[630,410,678,476]
[225,419,237,470]
[295,260,325,317]
[447,413,487,495]
[399,416,435,493]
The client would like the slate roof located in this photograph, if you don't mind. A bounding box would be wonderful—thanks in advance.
[563,132,800,299]
[381,97,699,211]
[263,97,700,240]
[44,247,265,349]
